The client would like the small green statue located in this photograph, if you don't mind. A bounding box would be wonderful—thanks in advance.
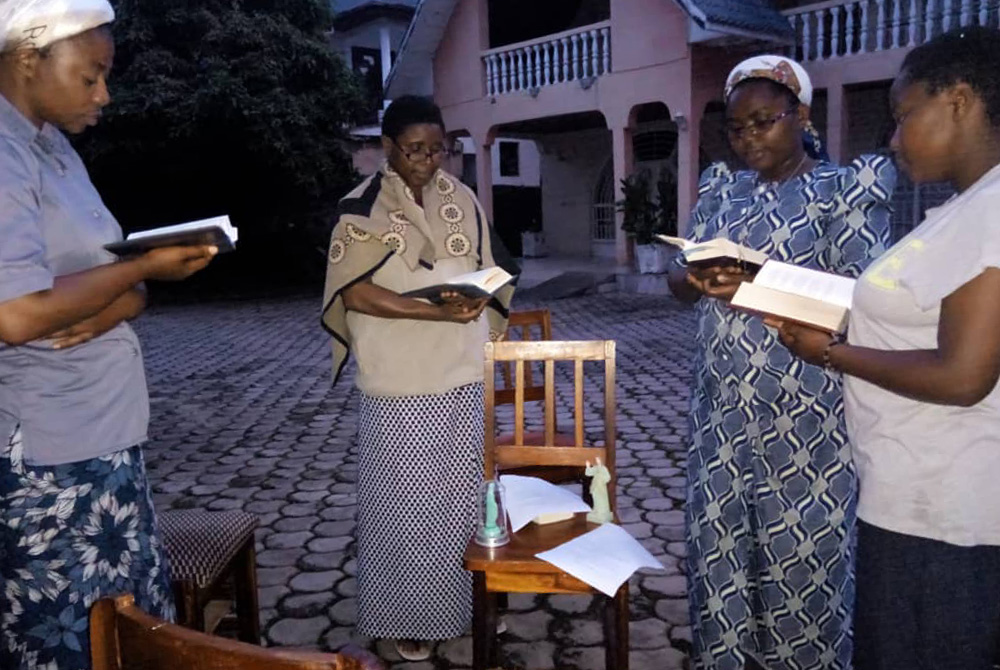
[482,481,503,538]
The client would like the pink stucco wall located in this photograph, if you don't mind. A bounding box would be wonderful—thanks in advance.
[424,0,915,259]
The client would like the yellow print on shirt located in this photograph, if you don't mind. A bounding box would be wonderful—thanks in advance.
[865,239,926,290]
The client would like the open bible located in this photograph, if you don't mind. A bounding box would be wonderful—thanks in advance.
[656,234,768,271]
[104,215,238,256]
[730,261,856,334]
[402,266,515,303]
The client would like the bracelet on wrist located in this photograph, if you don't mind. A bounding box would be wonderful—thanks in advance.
[822,335,844,371]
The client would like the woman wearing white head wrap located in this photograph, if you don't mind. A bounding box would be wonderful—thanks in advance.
[0,4,217,668]
[668,56,897,670]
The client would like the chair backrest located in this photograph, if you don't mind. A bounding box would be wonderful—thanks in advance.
[484,339,618,512]
[90,595,375,670]
[497,309,553,406]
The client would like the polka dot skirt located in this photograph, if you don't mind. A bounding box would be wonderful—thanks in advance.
[355,383,485,640]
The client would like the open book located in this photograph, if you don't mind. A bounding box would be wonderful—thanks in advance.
[402,266,515,303]
[656,234,768,271]
[104,215,238,256]
[730,260,856,333]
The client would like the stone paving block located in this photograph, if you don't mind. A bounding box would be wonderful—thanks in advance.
[267,616,330,648]
[503,641,557,669]
[558,645,606,670]
[505,609,553,642]
[329,597,358,626]
[281,591,336,618]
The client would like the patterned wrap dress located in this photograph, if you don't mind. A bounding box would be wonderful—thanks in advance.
[683,156,896,670]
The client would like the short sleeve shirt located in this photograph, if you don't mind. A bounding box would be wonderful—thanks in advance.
[0,93,149,466]
[845,162,1000,547]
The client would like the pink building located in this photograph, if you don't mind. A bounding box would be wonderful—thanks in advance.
[385,0,1000,262]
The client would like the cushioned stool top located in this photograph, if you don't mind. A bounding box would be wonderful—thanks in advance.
[158,510,258,588]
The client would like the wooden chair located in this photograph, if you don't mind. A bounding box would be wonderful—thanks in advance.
[158,509,261,643]
[497,309,584,490]
[465,339,628,670]
[90,594,383,670]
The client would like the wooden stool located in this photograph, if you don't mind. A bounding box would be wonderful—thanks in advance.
[158,509,261,644]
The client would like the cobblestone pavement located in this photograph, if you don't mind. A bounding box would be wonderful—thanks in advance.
[137,289,698,670]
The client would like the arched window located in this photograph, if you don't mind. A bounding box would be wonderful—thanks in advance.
[591,159,615,241]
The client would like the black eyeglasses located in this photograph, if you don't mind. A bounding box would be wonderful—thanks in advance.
[725,107,799,141]
[392,138,455,163]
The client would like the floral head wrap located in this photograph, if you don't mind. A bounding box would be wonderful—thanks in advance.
[725,55,813,106]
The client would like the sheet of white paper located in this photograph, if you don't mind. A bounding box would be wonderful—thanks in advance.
[535,523,664,596]
[754,260,856,309]
[500,475,591,533]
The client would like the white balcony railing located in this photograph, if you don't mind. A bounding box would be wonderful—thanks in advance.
[482,21,611,97]
[784,0,1000,62]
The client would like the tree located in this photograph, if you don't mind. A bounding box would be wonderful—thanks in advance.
[78,0,365,267]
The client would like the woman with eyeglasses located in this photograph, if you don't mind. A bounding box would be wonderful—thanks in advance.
[666,56,896,670]
[321,95,517,662]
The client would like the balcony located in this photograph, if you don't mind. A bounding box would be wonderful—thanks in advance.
[481,21,612,98]
[784,0,1000,62]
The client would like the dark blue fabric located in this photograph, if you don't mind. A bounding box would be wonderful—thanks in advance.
[854,520,1000,670]
[0,427,174,670]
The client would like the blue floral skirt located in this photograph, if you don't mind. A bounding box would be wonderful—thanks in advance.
[0,425,174,670]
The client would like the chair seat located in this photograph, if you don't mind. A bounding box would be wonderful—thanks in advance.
[158,510,258,589]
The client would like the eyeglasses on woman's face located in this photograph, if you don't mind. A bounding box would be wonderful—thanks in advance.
[392,138,454,163]
[725,107,799,141]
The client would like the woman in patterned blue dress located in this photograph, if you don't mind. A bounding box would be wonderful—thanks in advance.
[668,56,896,670]
[0,3,216,667]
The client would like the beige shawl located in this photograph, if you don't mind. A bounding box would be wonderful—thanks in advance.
[321,165,517,385]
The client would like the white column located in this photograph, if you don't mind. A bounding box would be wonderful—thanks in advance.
[611,124,633,264]
[861,0,871,53]
[876,0,886,50]
[846,4,855,55]
[601,27,611,73]
[892,0,902,48]
[909,0,919,45]
[816,9,826,59]
[803,13,812,60]
[379,24,392,109]
[927,0,938,39]
[832,6,841,57]
[474,135,495,221]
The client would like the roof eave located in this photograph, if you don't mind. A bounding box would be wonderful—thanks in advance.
[688,18,795,45]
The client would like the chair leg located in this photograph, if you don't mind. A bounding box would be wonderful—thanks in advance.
[172,580,203,632]
[232,536,261,645]
[603,584,629,670]
[472,573,498,670]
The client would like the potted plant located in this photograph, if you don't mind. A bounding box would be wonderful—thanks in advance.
[618,170,671,274]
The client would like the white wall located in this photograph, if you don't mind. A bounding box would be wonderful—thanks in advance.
[536,128,611,258]
[457,137,541,187]
[329,18,410,72]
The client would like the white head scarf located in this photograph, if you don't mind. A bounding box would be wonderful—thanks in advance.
[0,0,113,53]
[725,55,813,107]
